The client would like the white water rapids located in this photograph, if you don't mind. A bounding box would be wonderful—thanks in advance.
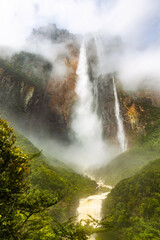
[77,178,112,240]
[113,76,127,152]
[77,192,109,225]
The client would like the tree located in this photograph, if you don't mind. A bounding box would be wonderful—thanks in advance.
[0,118,99,239]
[0,119,30,238]
[0,119,58,239]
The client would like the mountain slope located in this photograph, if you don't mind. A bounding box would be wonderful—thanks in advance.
[102,158,160,240]
[15,131,97,221]
[94,105,160,185]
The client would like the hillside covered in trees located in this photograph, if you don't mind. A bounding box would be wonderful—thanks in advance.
[101,158,160,240]
[0,118,97,239]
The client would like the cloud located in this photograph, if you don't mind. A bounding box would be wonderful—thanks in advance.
[0,0,160,49]
[117,46,160,90]
[1,0,160,90]
[0,0,36,49]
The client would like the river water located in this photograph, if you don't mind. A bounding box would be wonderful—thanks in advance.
[77,178,112,239]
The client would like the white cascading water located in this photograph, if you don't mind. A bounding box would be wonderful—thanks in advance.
[70,42,112,239]
[71,42,106,168]
[77,192,109,225]
[95,36,127,152]
[77,179,112,240]
[113,76,127,152]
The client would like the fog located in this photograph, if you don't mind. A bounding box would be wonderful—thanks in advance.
[25,39,71,79]
[1,0,160,171]
[93,34,160,91]
[1,0,159,45]
[25,132,117,172]
[1,0,160,89]
[118,46,160,91]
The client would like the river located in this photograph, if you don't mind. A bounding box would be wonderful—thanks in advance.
[77,177,112,239]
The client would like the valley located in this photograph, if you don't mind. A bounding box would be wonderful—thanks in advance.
[1,19,160,240]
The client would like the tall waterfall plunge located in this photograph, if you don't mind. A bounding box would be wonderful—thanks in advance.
[70,42,107,169]
[94,35,127,152]
[45,41,115,171]
[113,77,127,152]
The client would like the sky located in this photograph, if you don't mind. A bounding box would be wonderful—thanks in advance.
[1,0,160,90]
[0,0,160,49]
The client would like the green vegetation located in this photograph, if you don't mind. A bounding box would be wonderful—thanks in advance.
[0,118,97,239]
[0,118,58,239]
[15,133,97,222]
[95,103,160,185]
[102,158,160,240]
[0,57,44,90]
[11,51,52,84]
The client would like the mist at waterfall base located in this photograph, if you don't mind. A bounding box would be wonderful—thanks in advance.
[8,32,159,172]
[3,16,160,172]
[69,42,113,170]
[22,37,127,172]
[30,42,117,172]
[29,127,116,173]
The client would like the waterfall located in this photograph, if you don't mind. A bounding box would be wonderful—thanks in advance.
[77,192,109,225]
[70,42,106,168]
[71,42,102,143]
[77,178,112,239]
[94,35,106,75]
[113,76,127,152]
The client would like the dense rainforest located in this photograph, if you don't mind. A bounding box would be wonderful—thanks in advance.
[2,116,160,239]
[0,118,97,239]
[101,158,160,240]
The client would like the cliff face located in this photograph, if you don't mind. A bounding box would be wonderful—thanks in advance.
[0,57,78,140]
[31,24,74,43]
[11,52,52,87]
[86,40,117,143]
[98,74,117,141]
[42,45,79,139]
[86,38,160,147]
[0,65,44,134]
[0,28,79,140]
[117,83,160,146]
[0,28,160,147]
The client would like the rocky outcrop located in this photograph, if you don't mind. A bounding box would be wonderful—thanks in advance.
[86,38,160,146]
[11,52,52,87]
[117,82,160,146]
[1,28,160,148]
[86,40,117,143]
[0,41,79,141]
[97,74,117,142]
[0,65,44,134]
[42,46,79,139]
[31,24,75,43]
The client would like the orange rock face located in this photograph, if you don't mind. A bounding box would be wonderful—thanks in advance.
[46,45,79,125]
[118,84,160,147]
[126,103,139,129]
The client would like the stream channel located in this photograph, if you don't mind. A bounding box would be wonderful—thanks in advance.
[77,177,112,240]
